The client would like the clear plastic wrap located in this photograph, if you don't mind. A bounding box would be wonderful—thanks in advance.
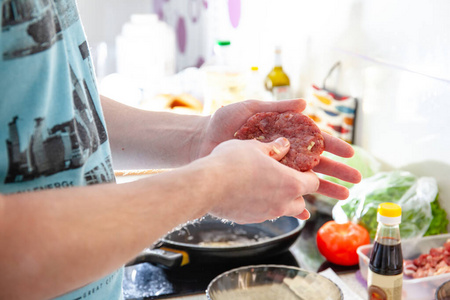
[333,171,442,240]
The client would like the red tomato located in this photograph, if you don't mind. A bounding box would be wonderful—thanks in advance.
[316,221,370,266]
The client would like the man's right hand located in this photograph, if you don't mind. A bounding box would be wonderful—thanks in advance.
[199,136,360,224]
[201,137,317,223]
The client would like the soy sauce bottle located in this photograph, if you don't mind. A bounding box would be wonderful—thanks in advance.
[368,202,403,300]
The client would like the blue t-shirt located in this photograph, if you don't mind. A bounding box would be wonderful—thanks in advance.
[0,0,123,299]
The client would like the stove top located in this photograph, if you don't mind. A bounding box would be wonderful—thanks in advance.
[122,211,359,300]
[123,250,299,299]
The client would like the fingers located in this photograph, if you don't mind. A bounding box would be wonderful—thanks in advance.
[313,156,362,184]
[294,209,311,221]
[244,99,307,114]
[249,137,355,202]
[259,137,290,161]
[295,170,321,195]
[284,196,310,221]
[322,132,354,158]
[316,178,350,200]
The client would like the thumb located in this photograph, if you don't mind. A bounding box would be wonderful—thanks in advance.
[262,137,290,161]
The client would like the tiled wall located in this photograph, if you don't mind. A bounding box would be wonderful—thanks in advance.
[78,0,450,214]
[298,0,450,212]
[172,0,450,212]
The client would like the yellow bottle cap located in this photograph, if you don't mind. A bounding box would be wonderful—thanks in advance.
[377,202,402,225]
[378,202,402,217]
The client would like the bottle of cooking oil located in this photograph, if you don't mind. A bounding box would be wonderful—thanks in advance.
[367,202,403,300]
[264,46,291,101]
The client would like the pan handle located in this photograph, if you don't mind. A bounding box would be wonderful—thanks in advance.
[126,247,190,268]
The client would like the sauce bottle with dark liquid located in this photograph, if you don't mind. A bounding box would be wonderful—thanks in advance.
[368,203,403,300]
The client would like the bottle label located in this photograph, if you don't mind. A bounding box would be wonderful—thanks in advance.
[367,271,403,300]
[272,85,291,101]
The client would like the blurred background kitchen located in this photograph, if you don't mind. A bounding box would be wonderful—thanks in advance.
[77,0,450,216]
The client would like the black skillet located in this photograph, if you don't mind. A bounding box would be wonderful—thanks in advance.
[127,215,305,268]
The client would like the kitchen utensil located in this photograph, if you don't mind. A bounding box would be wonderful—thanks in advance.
[206,264,343,300]
[114,169,170,177]
[127,215,304,268]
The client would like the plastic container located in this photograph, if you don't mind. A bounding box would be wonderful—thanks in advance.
[357,233,450,300]
[201,40,246,115]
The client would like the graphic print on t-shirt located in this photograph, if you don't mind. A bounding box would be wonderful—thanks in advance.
[0,1,122,299]
[1,0,115,187]
[1,0,79,60]
[4,63,108,184]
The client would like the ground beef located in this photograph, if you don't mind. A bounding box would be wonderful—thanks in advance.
[234,111,324,172]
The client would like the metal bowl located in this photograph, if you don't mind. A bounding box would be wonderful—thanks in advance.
[436,279,450,300]
[206,265,343,300]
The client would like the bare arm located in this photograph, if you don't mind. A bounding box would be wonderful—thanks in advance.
[104,97,360,203]
[0,161,211,299]
[101,95,209,169]
[0,135,339,300]
[0,98,360,299]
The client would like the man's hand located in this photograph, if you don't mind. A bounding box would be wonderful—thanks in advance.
[202,135,360,224]
[204,137,315,223]
[196,99,361,203]
[197,99,307,158]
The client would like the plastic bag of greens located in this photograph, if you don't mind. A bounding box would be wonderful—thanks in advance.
[332,171,446,240]
[314,145,381,206]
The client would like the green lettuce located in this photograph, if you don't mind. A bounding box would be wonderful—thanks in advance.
[333,171,447,240]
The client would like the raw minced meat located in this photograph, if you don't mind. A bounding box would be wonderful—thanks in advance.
[235,111,324,172]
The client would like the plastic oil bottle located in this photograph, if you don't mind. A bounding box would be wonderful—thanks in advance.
[244,66,271,101]
[264,46,291,101]
[367,202,403,300]
[201,40,246,115]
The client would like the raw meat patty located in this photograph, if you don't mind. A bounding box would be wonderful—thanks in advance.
[235,111,324,172]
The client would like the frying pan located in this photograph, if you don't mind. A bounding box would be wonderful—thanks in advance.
[127,215,305,268]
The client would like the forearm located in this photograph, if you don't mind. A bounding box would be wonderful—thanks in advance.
[101,95,209,170]
[0,127,360,299]
[0,160,217,300]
